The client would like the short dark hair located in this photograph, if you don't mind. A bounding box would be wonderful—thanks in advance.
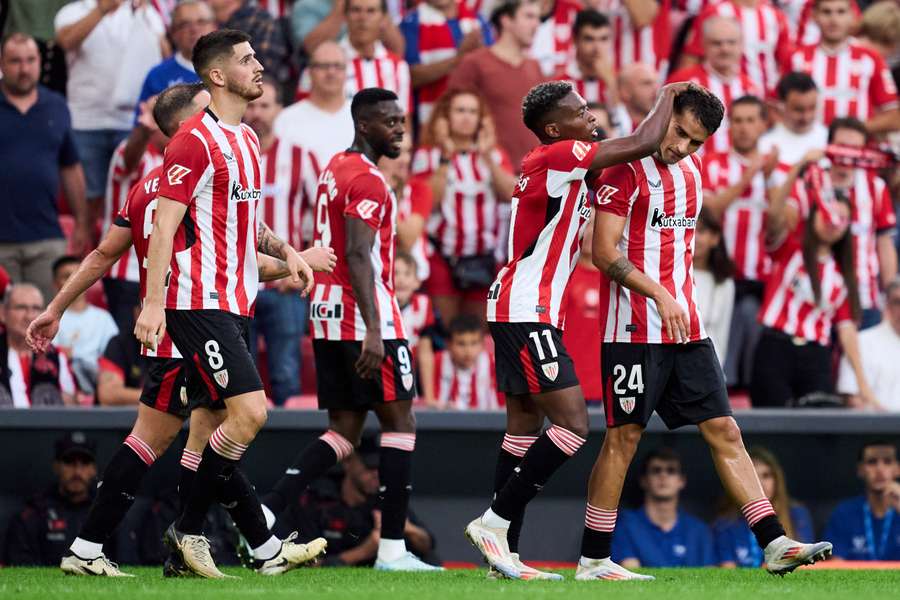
[828,116,868,144]
[775,71,817,101]
[52,255,80,279]
[153,82,207,137]
[674,87,724,135]
[191,29,251,82]
[573,9,610,37]
[448,314,483,338]
[1,31,37,55]
[394,250,417,272]
[857,440,898,462]
[350,87,399,122]
[730,94,767,120]
[522,80,573,136]
[639,447,683,477]
[490,0,536,33]
[345,0,387,13]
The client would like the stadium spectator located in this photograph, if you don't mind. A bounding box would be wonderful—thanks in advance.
[432,314,499,410]
[54,0,166,209]
[3,432,97,565]
[713,447,814,567]
[292,0,406,56]
[51,256,118,395]
[383,136,432,281]
[667,16,759,155]
[394,252,439,406]
[296,0,412,115]
[555,9,616,107]
[561,215,603,404]
[258,0,297,19]
[0,284,76,407]
[584,0,672,75]
[246,76,313,406]
[401,0,492,125]
[2,0,71,94]
[838,277,900,411]
[446,0,545,169]
[752,179,877,408]
[275,438,439,567]
[786,0,900,134]
[759,72,828,165]
[611,62,658,136]
[274,41,353,169]
[612,448,716,568]
[96,321,146,406]
[692,208,735,368]
[135,0,216,110]
[412,89,515,325]
[208,0,291,84]
[824,441,900,560]
[702,96,776,386]
[0,33,89,299]
[531,0,581,78]
[857,1,900,90]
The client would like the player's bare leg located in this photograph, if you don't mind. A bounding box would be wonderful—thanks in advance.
[467,385,588,580]
[698,417,832,574]
[372,400,442,571]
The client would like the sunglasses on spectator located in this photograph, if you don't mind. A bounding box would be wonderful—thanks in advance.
[648,465,681,476]
[309,62,347,71]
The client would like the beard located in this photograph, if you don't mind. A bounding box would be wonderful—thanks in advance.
[226,77,263,102]
[3,75,37,97]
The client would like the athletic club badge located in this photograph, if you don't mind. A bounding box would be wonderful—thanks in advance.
[401,373,414,392]
[180,386,188,406]
[620,397,636,414]
[213,369,229,389]
[541,361,559,381]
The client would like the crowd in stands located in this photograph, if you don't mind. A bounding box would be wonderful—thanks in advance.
[1,0,900,410]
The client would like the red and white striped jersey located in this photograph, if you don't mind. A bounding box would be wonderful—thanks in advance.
[257,0,294,18]
[786,42,899,126]
[257,137,314,290]
[666,63,760,155]
[411,147,512,258]
[555,61,613,106]
[530,0,581,77]
[148,0,175,24]
[789,0,860,47]
[397,178,433,281]
[400,292,436,353]
[433,348,500,410]
[310,152,405,341]
[596,155,708,344]
[296,39,411,113]
[759,236,852,345]
[117,166,180,359]
[591,0,673,75]
[157,109,262,317]
[104,140,164,283]
[487,139,599,329]
[685,0,794,94]
[674,0,714,16]
[702,151,771,281]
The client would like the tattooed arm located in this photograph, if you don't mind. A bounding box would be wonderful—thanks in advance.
[257,221,314,295]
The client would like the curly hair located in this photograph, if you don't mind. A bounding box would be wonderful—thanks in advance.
[674,87,725,136]
[522,81,573,136]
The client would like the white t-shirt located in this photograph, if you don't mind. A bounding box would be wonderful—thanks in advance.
[54,305,119,370]
[274,99,354,170]
[837,321,900,411]
[55,0,164,130]
[758,122,828,165]
[693,270,735,369]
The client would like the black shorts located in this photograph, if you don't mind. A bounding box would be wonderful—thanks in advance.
[313,339,416,410]
[489,322,579,396]
[139,358,226,419]
[165,309,264,402]
[601,338,731,430]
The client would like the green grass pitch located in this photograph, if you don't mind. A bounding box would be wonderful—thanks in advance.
[3,567,900,600]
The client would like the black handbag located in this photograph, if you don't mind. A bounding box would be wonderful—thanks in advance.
[448,253,496,290]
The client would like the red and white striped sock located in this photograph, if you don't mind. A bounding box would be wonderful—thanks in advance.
[500,434,539,458]
[319,430,354,460]
[180,449,202,472]
[123,434,157,466]
[545,425,586,456]
[585,504,617,532]
[209,426,247,461]
[741,497,776,527]
[381,432,416,452]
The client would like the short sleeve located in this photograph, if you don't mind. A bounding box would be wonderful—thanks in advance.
[157,133,212,205]
[593,162,639,218]
[834,295,853,326]
[58,124,80,168]
[545,140,599,179]
[99,336,127,381]
[54,2,88,31]
[344,173,389,229]
[408,178,433,218]
[874,179,897,233]
[869,53,899,112]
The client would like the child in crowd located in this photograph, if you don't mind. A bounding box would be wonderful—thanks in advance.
[394,252,440,406]
[432,314,500,411]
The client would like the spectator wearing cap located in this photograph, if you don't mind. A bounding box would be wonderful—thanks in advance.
[0,33,89,299]
[0,283,76,407]
[3,432,98,565]
[208,0,292,85]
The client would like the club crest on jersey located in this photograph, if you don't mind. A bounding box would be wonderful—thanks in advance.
[401,373,414,391]
[650,207,696,230]
[572,141,591,161]
[180,386,188,406]
[214,369,229,389]
[230,181,261,202]
[620,396,636,414]
[595,184,619,205]
[541,361,559,381]
[167,164,191,185]
[311,302,343,320]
